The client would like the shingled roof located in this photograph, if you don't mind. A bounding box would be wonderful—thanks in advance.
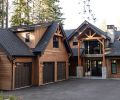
[65,29,75,37]
[106,31,120,57]
[68,20,110,40]
[0,29,33,56]
[34,22,72,54]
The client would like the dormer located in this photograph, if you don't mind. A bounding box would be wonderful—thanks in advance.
[10,24,48,48]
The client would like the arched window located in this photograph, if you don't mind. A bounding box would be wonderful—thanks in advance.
[53,36,59,48]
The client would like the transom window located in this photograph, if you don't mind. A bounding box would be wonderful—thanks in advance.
[53,36,59,48]
[25,33,30,42]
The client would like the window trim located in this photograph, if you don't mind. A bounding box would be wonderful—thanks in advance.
[25,33,30,42]
[53,35,59,48]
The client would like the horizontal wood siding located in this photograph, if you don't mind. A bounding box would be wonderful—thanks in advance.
[38,30,69,85]
[0,49,12,90]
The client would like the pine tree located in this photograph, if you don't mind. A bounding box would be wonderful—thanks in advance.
[11,0,32,26]
[32,0,64,23]
[0,0,8,28]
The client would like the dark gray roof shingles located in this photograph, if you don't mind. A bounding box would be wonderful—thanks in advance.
[107,31,120,56]
[34,22,58,52]
[0,29,33,56]
[68,20,110,40]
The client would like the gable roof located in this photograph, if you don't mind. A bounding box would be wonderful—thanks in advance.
[106,31,120,57]
[34,22,72,54]
[0,29,33,57]
[33,22,71,53]
[68,20,110,40]
[65,29,75,37]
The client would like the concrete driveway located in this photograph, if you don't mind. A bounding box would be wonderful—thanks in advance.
[3,79,120,100]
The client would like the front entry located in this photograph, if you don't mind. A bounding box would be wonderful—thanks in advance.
[85,60,102,77]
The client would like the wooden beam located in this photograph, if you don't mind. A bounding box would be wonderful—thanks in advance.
[89,30,92,37]
[78,41,81,66]
[85,33,89,38]
[54,33,63,37]
[92,33,96,37]
[97,39,104,46]
[81,37,103,41]
[102,39,106,66]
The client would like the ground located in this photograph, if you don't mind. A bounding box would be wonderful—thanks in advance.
[3,79,120,100]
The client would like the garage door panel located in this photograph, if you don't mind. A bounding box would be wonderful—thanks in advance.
[57,62,66,80]
[43,62,54,84]
[15,62,32,88]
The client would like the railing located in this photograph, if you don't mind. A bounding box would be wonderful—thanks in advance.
[84,54,103,57]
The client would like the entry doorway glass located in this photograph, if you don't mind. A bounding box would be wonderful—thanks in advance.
[85,60,102,77]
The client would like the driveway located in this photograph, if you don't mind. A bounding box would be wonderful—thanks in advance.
[3,79,120,100]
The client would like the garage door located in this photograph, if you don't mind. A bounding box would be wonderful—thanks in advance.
[43,62,54,84]
[57,62,66,80]
[15,62,32,88]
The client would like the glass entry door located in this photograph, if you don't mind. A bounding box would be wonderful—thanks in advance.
[85,60,102,77]
[91,60,102,76]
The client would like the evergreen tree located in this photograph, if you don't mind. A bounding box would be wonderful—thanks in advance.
[0,0,8,28]
[11,0,32,26]
[32,0,64,23]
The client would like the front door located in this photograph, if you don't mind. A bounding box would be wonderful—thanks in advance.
[85,60,102,77]
[91,60,102,76]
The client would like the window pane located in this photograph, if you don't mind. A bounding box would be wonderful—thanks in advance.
[53,36,59,48]
[111,63,117,74]
[73,42,78,46]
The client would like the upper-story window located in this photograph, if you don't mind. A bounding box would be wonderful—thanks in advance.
[73,36,78,46]
[53,36,59,48]
[25,33,30,42]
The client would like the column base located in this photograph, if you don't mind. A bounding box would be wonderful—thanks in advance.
[76,66,83,78]
[102,66,107,79]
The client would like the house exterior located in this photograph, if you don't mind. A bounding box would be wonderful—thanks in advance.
[67,20,120,79]
[0,22,71,90]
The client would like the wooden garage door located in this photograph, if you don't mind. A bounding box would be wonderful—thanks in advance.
[57,62,66,80]
[43,62,54,84]
[15,62,32,88]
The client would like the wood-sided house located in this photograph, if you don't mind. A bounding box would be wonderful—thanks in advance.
[66,20,120,79]
[0,22,71,90]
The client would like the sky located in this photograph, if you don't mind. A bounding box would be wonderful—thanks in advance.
[59,0,120,29]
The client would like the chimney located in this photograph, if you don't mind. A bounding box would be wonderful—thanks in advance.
[107,25,115,43]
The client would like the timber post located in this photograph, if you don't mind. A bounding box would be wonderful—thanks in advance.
[77,40,83,78]
[102,39,107,79]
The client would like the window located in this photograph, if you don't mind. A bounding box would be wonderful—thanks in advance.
[73,41,78,46]
[73,36,78,46]
[25,33,30,42]
[53,36,59,48]
[111,60,117,74]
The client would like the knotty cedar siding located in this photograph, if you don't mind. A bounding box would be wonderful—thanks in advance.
[0,48,12,90]
[37,32,69,85]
